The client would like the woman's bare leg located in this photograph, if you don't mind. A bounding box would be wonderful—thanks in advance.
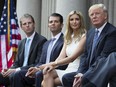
[54,77,62,86]
[43,70,58,87]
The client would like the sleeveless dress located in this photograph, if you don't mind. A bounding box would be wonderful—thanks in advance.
[56,38,80,84]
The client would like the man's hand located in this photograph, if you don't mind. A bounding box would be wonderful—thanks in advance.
[25,67,40,78]
[1,69,16,77]
[73,73,83,87]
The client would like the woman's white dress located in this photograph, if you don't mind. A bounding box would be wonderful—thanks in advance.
[56,39,80,83]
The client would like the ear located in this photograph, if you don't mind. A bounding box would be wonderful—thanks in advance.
[104,12,108,20]
[61,23,64,28]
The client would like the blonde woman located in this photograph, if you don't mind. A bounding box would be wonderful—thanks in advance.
[42,11,86,87]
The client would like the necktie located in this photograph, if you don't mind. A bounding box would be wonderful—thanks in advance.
[46,38,56,63]
[23,38,31,66]
[92,30,99,50]
[90,30,99,64]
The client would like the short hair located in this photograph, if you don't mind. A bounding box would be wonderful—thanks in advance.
[20,13,35,26]
[89,3,108,13]
[49,13,63,24]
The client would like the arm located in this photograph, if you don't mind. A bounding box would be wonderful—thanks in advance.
[25,62,55,77]
[53,35,86,68]
[43,35,86,73]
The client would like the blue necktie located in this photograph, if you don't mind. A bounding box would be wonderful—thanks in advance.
[46,38,56,63]
[23,38,31,66]
[92,30,99,50]
[90,30,99,64]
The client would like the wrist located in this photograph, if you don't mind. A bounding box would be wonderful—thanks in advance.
[54,61,59,68]
[55,61,58,65]
[36,66,41,71]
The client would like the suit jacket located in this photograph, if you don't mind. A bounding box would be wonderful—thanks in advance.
[78,22,116,74]
[11,32,47,70]
[36,33,67,70]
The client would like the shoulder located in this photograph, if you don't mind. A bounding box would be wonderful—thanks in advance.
[34,32,47,41]
[103,23,116,35]
[17,38,26,48]
[57,33,64,42]
[81,33,86,38]
[19,38,26,44]
[107,23,116,31]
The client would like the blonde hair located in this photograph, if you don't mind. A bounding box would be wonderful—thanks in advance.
[64,11,86,44]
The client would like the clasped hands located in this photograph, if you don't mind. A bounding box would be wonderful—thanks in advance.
[1,69,16,77]
[73,73,83,87]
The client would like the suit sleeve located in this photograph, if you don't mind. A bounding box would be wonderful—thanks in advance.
[77,39,89,74]
[11,40,23,69]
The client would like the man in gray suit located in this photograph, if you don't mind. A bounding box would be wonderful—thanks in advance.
[0,13,47,86]
[62,4,116,87]
[11,13,67,87]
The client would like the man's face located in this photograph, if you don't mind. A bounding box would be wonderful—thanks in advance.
[89,7,107,28]
[48,16,63,34]
[20,17,35,36]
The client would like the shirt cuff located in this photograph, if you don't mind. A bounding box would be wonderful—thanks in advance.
[16,68,21,71]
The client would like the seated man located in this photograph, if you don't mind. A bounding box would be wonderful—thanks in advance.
[62,3,116,87]
[0,13,47,86]
[11,13,67,87]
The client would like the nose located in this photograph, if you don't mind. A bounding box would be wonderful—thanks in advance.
[74,19,76,23]
[26,23,29,26]
[72,19,77,24]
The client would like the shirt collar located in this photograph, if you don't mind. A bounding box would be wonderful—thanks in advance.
[51,32,62,40]
[26,31,35,40]
[96,22,107,35]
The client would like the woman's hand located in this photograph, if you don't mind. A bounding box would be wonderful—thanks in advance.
[43,65,54,75]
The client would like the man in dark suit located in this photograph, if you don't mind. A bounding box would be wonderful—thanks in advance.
[11,13,67,87]
[62,4,116,87]
[0,13,47,86]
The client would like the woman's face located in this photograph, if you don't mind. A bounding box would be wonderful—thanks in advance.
[69,14,81,31]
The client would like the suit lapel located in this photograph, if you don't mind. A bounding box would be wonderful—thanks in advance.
[89,29,96,64]
[21,39,27,64]
[89,23,109,64]
[43,41,50,63]
[52,33,63,52]
[90,30,95,49]
[28,32,38,56]
[50,33,63,61]
[95,23,108,48]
